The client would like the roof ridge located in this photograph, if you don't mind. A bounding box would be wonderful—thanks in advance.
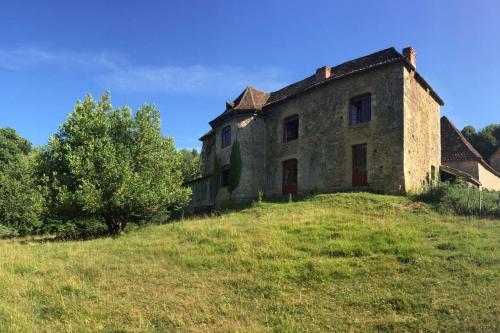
[330,47,399,72]
[441,116,483,159]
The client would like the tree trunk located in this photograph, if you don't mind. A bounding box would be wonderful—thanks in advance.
[105,215,127,236]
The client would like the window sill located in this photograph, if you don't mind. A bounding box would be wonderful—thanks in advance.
[348,121,371,128]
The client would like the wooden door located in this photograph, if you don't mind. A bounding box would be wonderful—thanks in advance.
[352,144,368,187]
[282,159,298,195]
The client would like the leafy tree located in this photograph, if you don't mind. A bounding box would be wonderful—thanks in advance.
[0,128,31,167]
[462,123,500,161]
[178,148,201,183]
[461,126,476,142]
[39,93,190,235]
[0,130,43,236]
[228,140,242,194]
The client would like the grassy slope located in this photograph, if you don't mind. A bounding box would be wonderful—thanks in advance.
[0,193,499,332]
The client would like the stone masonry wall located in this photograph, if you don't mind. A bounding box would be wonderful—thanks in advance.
[403,67,442,192]
[213,115,267,207]
[443,160,479,179]
[264,63,406,196]
[200,135,215,176]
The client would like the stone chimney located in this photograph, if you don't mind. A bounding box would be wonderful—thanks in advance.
[402,47,416,68]
[315,66,331,81]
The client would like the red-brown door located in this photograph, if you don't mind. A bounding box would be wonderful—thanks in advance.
[352,144,368,187]
[282,159,298,195]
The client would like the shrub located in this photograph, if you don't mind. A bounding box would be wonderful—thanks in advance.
[416,180,499,218]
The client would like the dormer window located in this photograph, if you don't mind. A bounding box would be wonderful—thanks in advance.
[283,115,299,142]
[221,126,231,148]
[350,94,371,125]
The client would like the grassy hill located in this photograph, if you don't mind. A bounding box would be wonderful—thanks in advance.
[0,193,499,332]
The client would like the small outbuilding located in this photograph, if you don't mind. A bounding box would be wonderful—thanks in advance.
[441,116,500,191]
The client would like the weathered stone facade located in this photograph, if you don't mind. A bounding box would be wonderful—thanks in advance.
[188,47,445,209]
[403,67,442,192]
[265,63,408,195]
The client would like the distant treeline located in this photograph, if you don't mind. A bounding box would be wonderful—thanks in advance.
[0,93,200,238]
[461,123,500,162]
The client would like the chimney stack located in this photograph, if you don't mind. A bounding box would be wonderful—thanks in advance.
[402,47,416,68]
[315,66,331,81]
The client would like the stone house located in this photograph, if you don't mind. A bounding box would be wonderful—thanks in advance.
[440,116,500,191]
[185,46,447,210]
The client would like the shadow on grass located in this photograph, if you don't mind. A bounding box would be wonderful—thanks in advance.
[175,190,383,221]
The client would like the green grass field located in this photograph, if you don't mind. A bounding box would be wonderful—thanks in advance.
[0,193,499,332]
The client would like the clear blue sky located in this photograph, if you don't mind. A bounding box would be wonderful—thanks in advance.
[0,0,498,149]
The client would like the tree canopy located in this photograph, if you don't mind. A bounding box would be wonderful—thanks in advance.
[462,123,500,161]
[0,128,31,168]
[39,93,190,235]
[0,129,43,237]
[178,148,201,183]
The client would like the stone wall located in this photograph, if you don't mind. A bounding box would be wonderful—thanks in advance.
[403,67,442,192]
[200,135,215,176]
[212,115,267,207]
[185,176,214,213]
[443,160,479,179]
[264,63,406,196]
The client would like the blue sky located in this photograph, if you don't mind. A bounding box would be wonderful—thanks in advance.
[0,0,498,149]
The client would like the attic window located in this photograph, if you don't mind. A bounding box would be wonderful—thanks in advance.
[221,126,231,148]
[283,115,299,142]
[350,94,371,125]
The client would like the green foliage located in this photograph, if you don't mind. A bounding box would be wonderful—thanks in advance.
[0,128,31,167]
[39,93,190,235]
[228,140,241,194]
[0,129,43,237]
[416,180,499,218]
[462,123,500,161]
[178,148,201,183]
[1,193,499,331]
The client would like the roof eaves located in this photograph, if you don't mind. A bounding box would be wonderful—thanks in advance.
[402,60,444,106]
[208,109,259,128]
[199,129,215,141]
[440,165,482,186]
